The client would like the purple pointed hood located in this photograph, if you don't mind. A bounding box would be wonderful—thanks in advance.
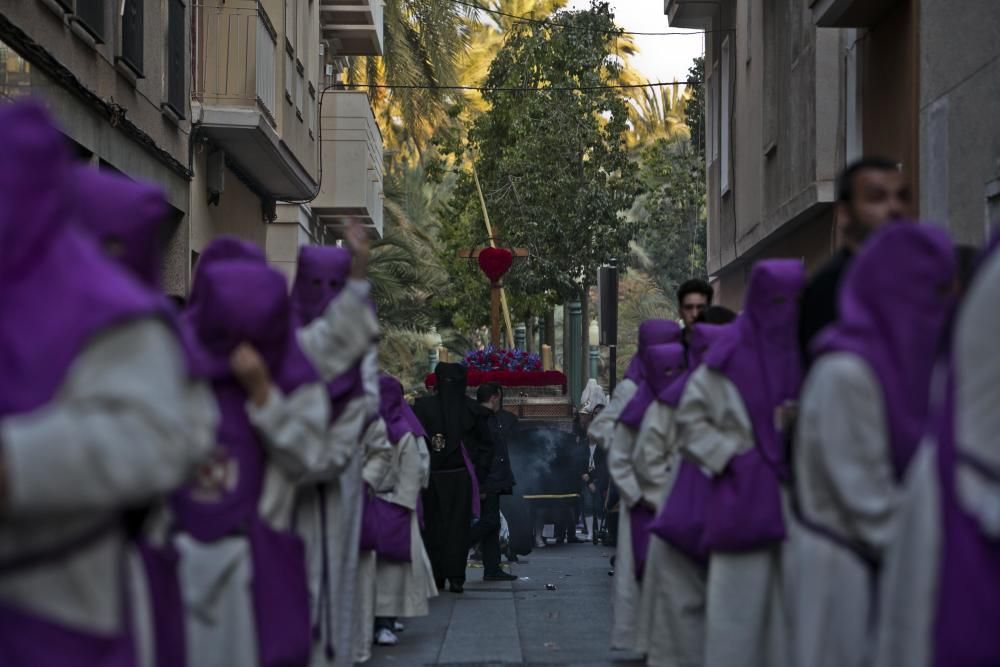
[0,101,170,417]
[379,374,426,444]
[659,323,732,407]
[185,259,318,393]
[290,245,365,421]
[704,259,805,472]
[813,223,955,479]
[623,319,683,382]
[72,166,170,288]
[291,245,352,326]
[619,342,686,428]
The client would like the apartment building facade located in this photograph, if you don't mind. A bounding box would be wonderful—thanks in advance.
[665,0,1000,306]
[0,0,385,289]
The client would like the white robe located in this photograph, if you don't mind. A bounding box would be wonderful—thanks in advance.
[787,352,894,667]
[589,378,637,452]
[874,249,1000,667]
[632,402,681,657]
[0,320,218,667]
[375,433,437,619]
[294,282,381,667]
[176,381,330,667]
[676,366,793,667]
[607,418,642,650]
[353,418,395,664]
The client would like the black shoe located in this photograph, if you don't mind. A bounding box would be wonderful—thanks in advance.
[435,578,446,590]
[448,579,464,594]
[566,535,585,544]
[483,571,518,582]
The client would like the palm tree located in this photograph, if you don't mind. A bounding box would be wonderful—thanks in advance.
[625,83,692,152]
[347,0,473,160]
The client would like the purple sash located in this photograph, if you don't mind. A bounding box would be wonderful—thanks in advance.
[368,499,413,563]
[136,542,186,667]
[651,460,711,564]
[247,520,311,667]
[0,601,135,667]
[459,443,481,518]
[171,383,311,667]
[932,387,1000,665]
[360,486,413,561]
[701,448,786,552]
[630,504,656,580]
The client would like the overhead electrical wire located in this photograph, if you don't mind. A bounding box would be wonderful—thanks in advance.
[326,80,701,93]
[449,0,722,36]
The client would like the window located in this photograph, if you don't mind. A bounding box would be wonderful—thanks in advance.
[118,0,144,77]
[706,64,716,166]
[296,68,304,119]
[285,43,294,103]
[75,0,106,43]
[164,0,186,118]
[720,37,731,195]
[308,86,316,137]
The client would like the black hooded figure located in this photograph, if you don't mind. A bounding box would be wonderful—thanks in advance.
[412,363,494,592]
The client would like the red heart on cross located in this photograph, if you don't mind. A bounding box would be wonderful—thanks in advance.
[478,246,514,284]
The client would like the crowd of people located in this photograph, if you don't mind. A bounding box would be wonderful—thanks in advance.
[592,156,999,667]
[0,100,482,665]
[3,95,998,667]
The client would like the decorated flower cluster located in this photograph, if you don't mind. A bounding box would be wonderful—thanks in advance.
[463,346,542,372]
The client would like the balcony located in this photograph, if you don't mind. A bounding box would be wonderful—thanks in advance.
[321,0,384,56]
[193,0,317,200]
[663,0,716,29]
[810,0,900,27]
[313,90,384,238]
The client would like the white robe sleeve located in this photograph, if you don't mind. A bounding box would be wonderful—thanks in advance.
[632,402,678,508]
[1,320,218,515]
[796,353,896,552]
[590,379,637,451]
[296,280,380,382]
[607,421,642,508]
[675,366,753,476]
[384,434,425,510]
[246,382,331,480]
[361,418,394,493]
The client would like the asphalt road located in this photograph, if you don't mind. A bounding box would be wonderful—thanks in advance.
[367,539,645,667]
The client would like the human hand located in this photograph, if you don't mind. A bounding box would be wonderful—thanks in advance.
[588,483,597,493]
[230,343,272,406]
[480,493,487,500]
[582,473,590,482]
[344,219,370,280]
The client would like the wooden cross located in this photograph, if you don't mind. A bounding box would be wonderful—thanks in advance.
[458,247,530,347]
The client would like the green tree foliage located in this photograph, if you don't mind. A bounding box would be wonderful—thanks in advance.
[441,0,641,318]
[633,136,707,298]
[685,56,705,158]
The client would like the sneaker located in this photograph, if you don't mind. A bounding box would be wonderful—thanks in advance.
[534,535,546,548]
[374,628,399,646]
[484,570,518,582]
[393,621,405,633]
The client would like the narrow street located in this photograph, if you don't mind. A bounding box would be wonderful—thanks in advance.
[369,543,643,667]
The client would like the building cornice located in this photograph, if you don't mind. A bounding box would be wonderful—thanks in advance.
[0,12,193,180]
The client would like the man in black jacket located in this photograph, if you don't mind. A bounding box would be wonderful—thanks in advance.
[470,382,518,581]
[798,157,911,367]
[412,363,494,593]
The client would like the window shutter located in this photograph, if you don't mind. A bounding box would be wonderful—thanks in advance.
[76,0,106,43]
[166,0,186,118]
[120,0,144,76]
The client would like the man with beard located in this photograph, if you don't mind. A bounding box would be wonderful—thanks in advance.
[412,363,494,593]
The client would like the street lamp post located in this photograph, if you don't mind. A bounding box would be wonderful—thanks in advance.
[588,319,600,380]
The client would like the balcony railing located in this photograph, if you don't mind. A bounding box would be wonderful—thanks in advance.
[320,0,384,56]
[194,0,277,122]
[192,0,317,200]
[313,89,384,237]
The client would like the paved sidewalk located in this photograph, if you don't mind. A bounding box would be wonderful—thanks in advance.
[368,541,645,666]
